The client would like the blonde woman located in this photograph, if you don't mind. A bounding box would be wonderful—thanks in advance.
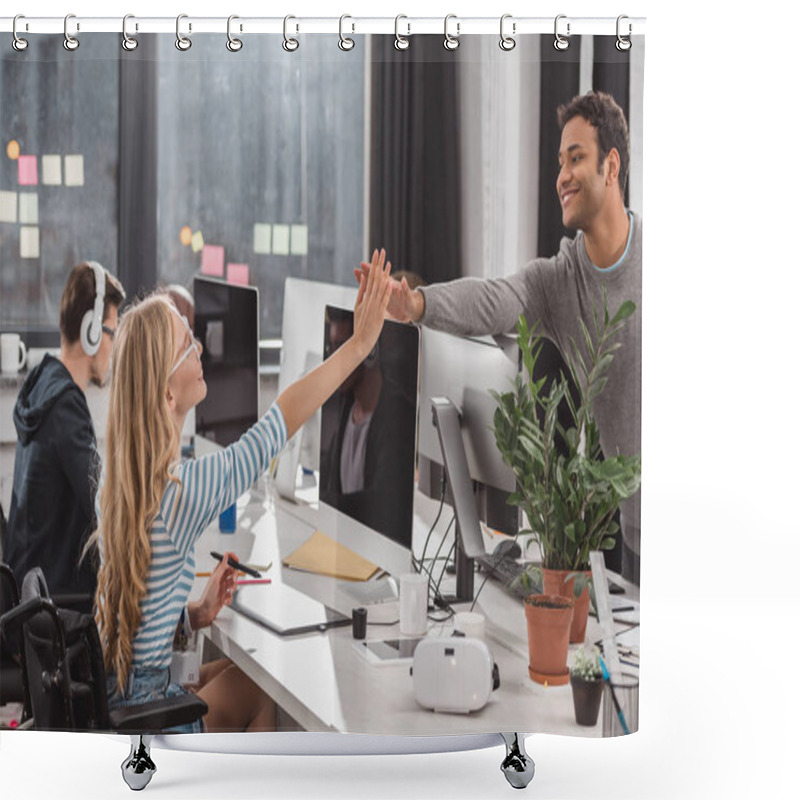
[90,251,393,732]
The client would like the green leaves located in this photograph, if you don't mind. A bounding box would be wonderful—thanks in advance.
[491,289,640,572]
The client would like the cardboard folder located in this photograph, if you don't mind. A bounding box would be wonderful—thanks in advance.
[282,530,380,582]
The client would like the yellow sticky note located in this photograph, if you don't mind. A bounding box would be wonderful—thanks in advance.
[191,230,204,253]
[6,140,20,160]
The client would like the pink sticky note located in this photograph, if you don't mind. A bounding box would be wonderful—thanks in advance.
[201,244,225,277]
[18,155,38,186]
[227,263,249,286]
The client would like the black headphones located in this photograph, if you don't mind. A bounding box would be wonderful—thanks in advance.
[79,261,106,357]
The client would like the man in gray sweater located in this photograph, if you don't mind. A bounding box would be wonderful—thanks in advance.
[359,92,641,584]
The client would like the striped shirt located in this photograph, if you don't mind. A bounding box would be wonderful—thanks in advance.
[98,402,287,672]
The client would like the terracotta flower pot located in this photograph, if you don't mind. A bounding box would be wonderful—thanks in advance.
[523,594,574,686]
[570,674,604,726]
[543,568,591,644]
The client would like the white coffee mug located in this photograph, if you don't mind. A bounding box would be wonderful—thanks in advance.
[1,333,26,374]
[453,611,486,640]
[399,573,429,636]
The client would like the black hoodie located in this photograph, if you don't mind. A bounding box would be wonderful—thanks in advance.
[5,354,99,601]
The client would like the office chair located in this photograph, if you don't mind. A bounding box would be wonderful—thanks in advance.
[0,567,208,790]
[0,562,32,726]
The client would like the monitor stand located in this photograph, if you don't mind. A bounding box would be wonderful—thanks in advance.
[337,574,399,608]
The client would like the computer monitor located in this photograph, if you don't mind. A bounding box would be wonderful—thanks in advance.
[193,277,259,447]
[417,327,519,516]
[418,327,578,601]
[273,277,358,499]
[318,305,419,581]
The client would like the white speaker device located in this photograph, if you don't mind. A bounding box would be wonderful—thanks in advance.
[79,261,106,357]
[411,637,500,714]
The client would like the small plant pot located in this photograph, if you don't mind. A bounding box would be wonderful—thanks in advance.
[523,594,574,686]
[543,568,591,644]
[570,674,604,726]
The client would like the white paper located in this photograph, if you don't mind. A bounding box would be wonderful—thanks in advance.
[290,224,308,255]
[272,224,290,255]
[41,155,62,185]
[64,154,84,186]
[0,190,17,223]
[253,222,271,254]
[20,226,40,259]
[18,193,38,225]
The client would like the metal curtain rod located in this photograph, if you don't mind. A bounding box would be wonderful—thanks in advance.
[0,15,646,36]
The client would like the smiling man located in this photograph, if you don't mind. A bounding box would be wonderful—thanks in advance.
[358,91,642,584]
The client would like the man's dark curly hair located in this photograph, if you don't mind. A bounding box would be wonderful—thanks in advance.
[557,91,630,196]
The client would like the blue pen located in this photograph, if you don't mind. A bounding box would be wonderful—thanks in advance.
[598,655,630,735]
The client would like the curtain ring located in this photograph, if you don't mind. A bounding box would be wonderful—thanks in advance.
[394,15,410,51]
[121,15,138,51]
[554,14,570,51]
[283,15,299,52]
[175,14,192,51]
[616,15,632,51]
[63,13,80,51]
[338,14,355,51]
[443,14,460,51]
[499,14,516,51]
[227,15,243,52]
[12,15,29,52]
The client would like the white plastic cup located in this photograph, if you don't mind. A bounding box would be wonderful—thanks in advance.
[453,611,486,640]
[1,333,26,374]
[399,573,429,636]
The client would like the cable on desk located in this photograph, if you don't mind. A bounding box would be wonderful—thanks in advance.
[414,470,447,574]
[469,570,492,613]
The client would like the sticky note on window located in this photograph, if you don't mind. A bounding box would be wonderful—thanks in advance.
[20,226,40,259]
[191,230,204,253]
[201,244,225,277]
[18,155,38,186]
[290,225,308,256]
[253,223,271,254]
[64,155,84,186]
[272,224,290,255]
[42,155,62,186]
[0,191,17,223]
[227,263,249,286]
[19,193,38,225]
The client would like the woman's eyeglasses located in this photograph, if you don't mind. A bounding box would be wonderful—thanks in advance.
[169,312,202,377]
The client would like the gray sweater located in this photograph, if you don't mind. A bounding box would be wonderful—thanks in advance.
[419,212,641,558]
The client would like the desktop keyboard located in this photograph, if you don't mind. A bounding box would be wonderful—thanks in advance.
[475,553,530,597]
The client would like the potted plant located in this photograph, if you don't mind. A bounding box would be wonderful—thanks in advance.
[491,290,641,644]
[570,645,604,726]
[522,593,574,686]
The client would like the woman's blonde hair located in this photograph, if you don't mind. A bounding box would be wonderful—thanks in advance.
[88,294,182,695]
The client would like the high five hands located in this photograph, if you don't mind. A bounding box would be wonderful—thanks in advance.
[354,249,424,323]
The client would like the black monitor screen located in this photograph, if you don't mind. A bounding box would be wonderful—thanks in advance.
[194,277,259,447]
[319,306,419,551]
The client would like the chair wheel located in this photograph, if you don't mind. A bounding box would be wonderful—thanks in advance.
[121,735,157,791]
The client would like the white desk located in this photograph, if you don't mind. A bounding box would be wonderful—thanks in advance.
[191,479,638,737]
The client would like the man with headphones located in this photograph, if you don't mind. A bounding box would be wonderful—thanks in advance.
[4,261,125,609]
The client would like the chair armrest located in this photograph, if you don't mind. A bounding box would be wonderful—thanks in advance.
[0,596,43,636]
[109,693,208,734]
